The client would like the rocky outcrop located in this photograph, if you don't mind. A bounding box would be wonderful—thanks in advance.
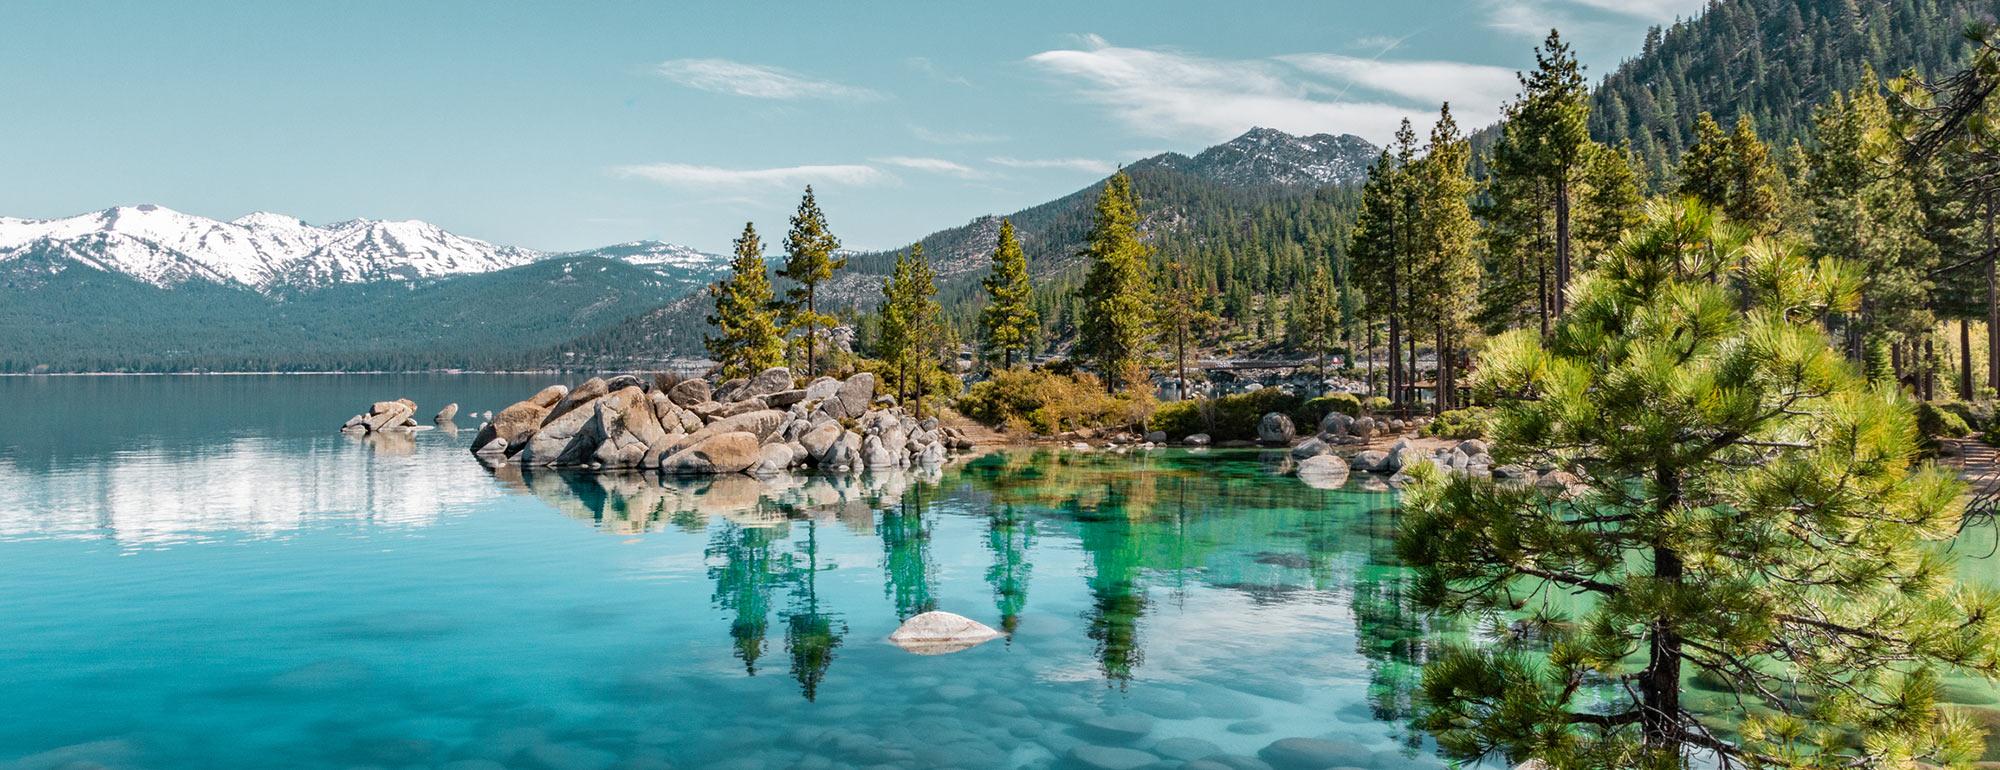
[1256,412,1295,445]
[341,399,418,434]
[471,368,963,477]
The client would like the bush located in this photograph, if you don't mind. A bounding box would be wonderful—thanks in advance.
[1364,396,1392,414]
[1915,401,1972,455]
[1148,387,1303,441]
[1299,393,1362,427]
[1427,407,1492,439]
[1936,400,1987,433]
[958,368,1153,435]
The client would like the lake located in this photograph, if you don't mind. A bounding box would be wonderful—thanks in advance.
[1,374,1993,770]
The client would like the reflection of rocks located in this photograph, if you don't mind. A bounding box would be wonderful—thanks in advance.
[494,464,944,535]
[472,368,969,477]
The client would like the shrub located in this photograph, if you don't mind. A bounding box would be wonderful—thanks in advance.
[958,368,1153,435]
[1298,393,1362,427]
[1915,401,1972,455]
[1363,396,1392,414]
[1936,400,1987,433]
[1426,407,1491,439]
[1148,387,1303,441]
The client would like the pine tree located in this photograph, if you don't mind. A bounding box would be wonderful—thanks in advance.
[1410,105,1481,412]
[979,219,1039,369]
[1353,125,1419,405]
[1077,171,1154,391]
[1300,261,1342,391]
[1507,29,1591,317]
[877,243,945,416]
[704,222,785,380]
[1155,261,1217,402]
[777,186,846,376]
[1806,68,1940,374]
[1677,113,1781,232]
[1400,199,1999,769]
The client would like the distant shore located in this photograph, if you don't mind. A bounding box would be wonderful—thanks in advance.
[0,370,569,377]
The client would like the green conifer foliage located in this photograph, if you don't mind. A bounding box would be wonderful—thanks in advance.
[777,186,846,376]
[705,222,786,380]
[1410,105,1482,411]
[979,219,1039,369]
[1399,200,1999,770]
[1077,171,1155,390]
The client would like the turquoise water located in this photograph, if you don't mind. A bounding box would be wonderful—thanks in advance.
[0,375,1467,770]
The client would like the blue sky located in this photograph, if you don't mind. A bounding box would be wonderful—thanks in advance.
[0,0,1702,253]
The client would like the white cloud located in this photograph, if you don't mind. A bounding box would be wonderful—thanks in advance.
[911,126,1008,145]
[905,56,974,87]
[1025,35,1505,144]
[872,156,983,178]
[654,58,884,101]
[988,156,1117,174]
[1561,0,1704,21]
[611,162,891,188]
[1279,54,1520,112]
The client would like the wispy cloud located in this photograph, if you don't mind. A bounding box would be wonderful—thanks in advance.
[654,58,884,101]
[988,156,1117,174]
[1482,0,1701,41]
[872,156,984,178]
[1279,54,1519,111]
[611,162,891,188]
[1560,0,1703,21]
[1026,34,1506,144]
[905,56,974,87]
[911,126,1008,145]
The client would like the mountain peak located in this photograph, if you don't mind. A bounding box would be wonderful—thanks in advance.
[1162,127,1379,188]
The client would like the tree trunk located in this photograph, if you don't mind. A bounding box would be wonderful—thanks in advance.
[1961,318,1974,401]
[805,286,818,377]
[1924,335,1937,402]
[1388,277,1403,407]
[1555,175,1571,319]
[1643,466,1685,751]
[1988,191,1998,398]
[1434,329,1447,415]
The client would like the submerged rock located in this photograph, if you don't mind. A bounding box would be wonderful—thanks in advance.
[887,611,1001,655]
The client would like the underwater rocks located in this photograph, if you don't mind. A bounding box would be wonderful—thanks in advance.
[468,367,968,477]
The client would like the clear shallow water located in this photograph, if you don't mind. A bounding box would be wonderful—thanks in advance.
[4,375,1989,769]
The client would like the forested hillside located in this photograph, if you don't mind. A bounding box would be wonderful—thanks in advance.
[1593,0,1996,179]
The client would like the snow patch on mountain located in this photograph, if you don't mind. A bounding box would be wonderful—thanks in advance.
[0,206,724,292]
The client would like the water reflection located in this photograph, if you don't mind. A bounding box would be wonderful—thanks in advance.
[0,433,498,544]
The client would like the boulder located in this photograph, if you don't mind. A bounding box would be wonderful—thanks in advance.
[1289,437,1329,459]
[473,397,554,456]
[711,398,769,419]
[1319,411,1353,436]
[662,409,788,457]
[520,388,629,467]
[1351,449,1390,472]
[526,385,569,409]
[861,435,902,468]
[1457,438,1490,456]
[660,431,762,475]
[749,443,795,477]
[739,367,794,400]
[800,422,843,464]
[1352,415,1377,438]
[802,376,842,403]
[604,373,645,392]
[711,377,747,403]
[1294,454,1350,485]
[1065,746,1157,770]
[361,401,415,433]
[887,610,1001,655]
[765,388,808,408]
[590,387,666,468]
[1144,430,1167,444]
[1258,737,1372,770]
[836,373,875,416]
[666,379,711,408]
[1184,433,1211,446]
[544,377,610,425]
[1256,412,1295,445]
[434,403,459,422]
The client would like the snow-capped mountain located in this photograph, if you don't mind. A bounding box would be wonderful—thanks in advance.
[1142,127,1379,188]
[0,205,725,292]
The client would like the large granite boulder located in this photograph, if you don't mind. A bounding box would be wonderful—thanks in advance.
[472,388,566,456]
[739,367,794,400]
[1258,738,1372,770]
[1351,449,1390,472]
[666,378,711,408]
[836,373,875,417]
[1256,412,1295,445]
[1183,433,1211,446]
[520,387,641,467]
[361,400,416,433]
[589,387,668,468]
[660,431,762,475]
[543,377,610,426]
[434,403,458,422]
[887,610,1001,655]
[799,422,843,463]
[1289,436,1329,459]
[1294,454,1350,489]
[748,443,795,477]
[660,409,787,457]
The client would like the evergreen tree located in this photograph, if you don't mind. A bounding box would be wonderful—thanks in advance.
[1155,261,1217,402]
[1400,200,1999,769]
[1677,113,1781,232]
[1077,171,1155,390]
[1410,105,1481,412]
[777,186,846,376]
[878,243,947,417]
[1506,29,1591,317]
[1353,126,1419,405]
[979,219,1039,369]
[1806,68,1940,375]
[705,222,786,380]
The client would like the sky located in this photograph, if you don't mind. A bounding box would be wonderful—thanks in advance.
[0,0,1705,254]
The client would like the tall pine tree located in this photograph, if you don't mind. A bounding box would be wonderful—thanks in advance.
[777,186,845,376]
[705,222,785,380]
[1077,171,1154,391]
[979,218,1039,369]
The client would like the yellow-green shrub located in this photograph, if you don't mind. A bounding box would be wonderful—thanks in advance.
[958,368,1153,434]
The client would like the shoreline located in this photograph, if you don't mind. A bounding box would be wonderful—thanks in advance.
[0,370,572,377]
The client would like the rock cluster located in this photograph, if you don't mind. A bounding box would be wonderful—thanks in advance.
[468,367,975,476]
[340,399,420,434]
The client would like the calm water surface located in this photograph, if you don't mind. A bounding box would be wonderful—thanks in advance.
[1,375,1991,770]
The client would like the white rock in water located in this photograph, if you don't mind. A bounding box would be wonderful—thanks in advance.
[887,611,1002,655]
